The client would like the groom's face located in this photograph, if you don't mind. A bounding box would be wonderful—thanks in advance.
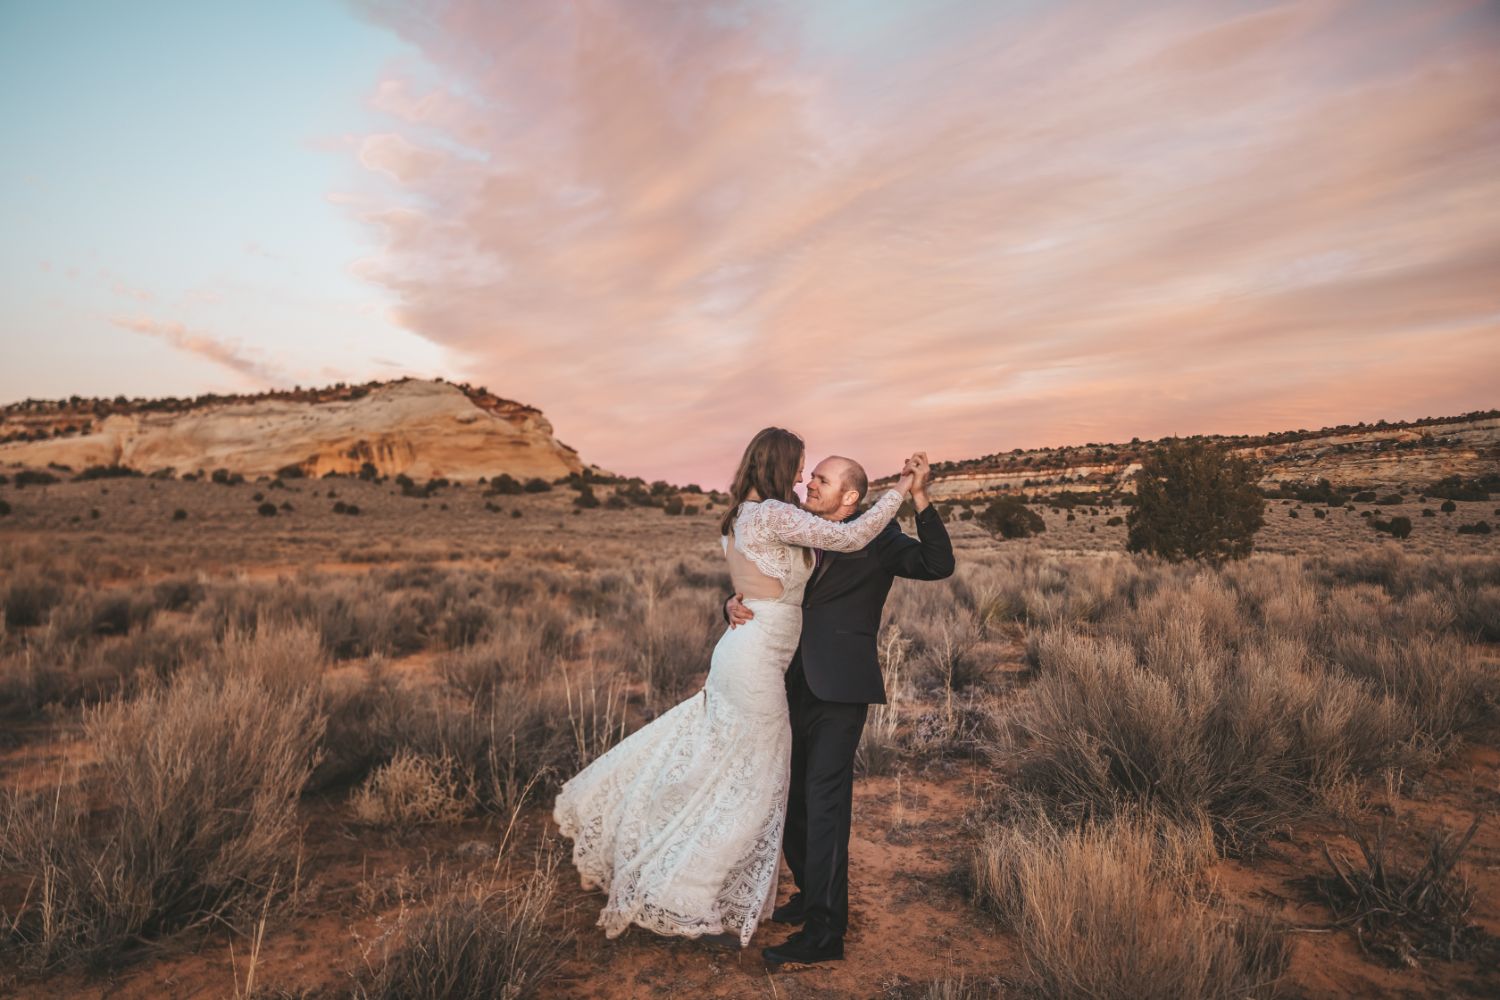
[804,458,854,517]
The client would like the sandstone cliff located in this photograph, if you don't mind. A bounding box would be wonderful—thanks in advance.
[899,411,1500,500]
[0,378,589,482]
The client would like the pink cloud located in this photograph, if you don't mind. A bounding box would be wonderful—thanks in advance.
[109,314,285,384]
[340,0,1500,485]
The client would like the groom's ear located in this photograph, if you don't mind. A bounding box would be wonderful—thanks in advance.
[840,488,860,508]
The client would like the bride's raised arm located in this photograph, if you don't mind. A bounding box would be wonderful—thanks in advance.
[758,483,908,553]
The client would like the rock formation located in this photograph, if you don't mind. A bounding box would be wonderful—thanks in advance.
[0,378,592,482]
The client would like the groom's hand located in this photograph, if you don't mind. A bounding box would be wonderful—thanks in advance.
[726,593,755,628]
[908,452,931,511]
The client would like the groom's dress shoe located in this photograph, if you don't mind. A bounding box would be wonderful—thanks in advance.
[771,892,806,924]
[762,929,844,966]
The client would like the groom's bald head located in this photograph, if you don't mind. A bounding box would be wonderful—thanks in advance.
[827,456,868,504]
[804,455,868,518]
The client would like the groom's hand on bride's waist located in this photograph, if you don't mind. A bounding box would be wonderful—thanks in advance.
[725,593,755,628]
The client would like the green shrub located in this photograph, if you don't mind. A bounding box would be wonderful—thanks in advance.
[522,478,551,493]
[74,465,141,481]
[14,470,59,487]
[485,473,523,495]
[977,497,1044,539]
[1125,439,1264,565]
[1372,516,1412,539]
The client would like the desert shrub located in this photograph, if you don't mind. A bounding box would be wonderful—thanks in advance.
[353,855,570,1000]
[438,598,496,649]
[1440,500,1457,513]
[350,749,474,829]
[968,810,1289,999]
[2,571,66,628]
[998,620,1416,848]
[0,671,324,969]
[572,485,600,508]
[907,611,992,694]
[958,508,974,521]
[211,468,244,485]
[976,497,1044,539]
[1126,439,1264,565]
[438,619,542,697]
[171,507,187,521]
[855,702,903,777]
[1456,520,1491,535]
[485,474,524,495]
[0,499,9,517]
[1377,494,1403,505]
[13,470,58,487]
[48,587,157,641]
[1426,475,1491,502]
[617,583,719,709]
[521,478,551,493]
[1310,815,1487,967]
[663,496,684,515]
[74,465,141,481]
[1105,515,1123,526]
[1371,515,1412,538]
[256,501,277,516]
[1319,631,1495,747]
[152,574,205,612]
[1353,491,1378,503]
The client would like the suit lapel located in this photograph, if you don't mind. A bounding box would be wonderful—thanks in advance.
[806,511,860,595]
[808,551,837,593]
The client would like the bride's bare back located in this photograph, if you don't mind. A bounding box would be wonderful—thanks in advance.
[724,525,788,600]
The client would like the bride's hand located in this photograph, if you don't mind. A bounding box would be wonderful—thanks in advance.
[896,462,917,495]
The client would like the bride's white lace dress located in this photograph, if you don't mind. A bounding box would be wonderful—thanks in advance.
[552,487,905,947]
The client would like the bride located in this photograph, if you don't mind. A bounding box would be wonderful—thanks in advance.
[552,426,915,948]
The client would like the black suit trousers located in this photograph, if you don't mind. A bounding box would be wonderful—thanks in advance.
[783,653,867,939]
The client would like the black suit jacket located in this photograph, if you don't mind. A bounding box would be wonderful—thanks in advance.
[724,503,955,705]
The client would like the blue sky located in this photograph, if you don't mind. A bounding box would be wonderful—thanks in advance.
[0,0,448,400]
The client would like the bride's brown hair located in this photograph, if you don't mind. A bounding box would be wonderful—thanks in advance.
[720,427,806,537]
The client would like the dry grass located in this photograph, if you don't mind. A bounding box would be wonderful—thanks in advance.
[0,477,1496,997]
[352,848,571,1000]
[969,809,1290,999]
[0,670,324,970]
[986,553,1498,849]
[349,750,475,830]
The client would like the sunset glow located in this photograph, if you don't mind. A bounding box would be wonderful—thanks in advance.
[4,0,1498,485]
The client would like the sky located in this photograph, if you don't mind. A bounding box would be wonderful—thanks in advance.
[3,0,1498,487]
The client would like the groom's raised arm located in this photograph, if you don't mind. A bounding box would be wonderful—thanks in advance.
[876,453,953,580]
[876,503,954,580]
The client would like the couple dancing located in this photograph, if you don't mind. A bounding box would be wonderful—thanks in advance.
[552,426,954,965]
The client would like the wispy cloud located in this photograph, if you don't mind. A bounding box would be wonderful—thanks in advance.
[109,314,286,384]
[342,0,1500,483]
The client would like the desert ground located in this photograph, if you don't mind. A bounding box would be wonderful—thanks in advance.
[1,472,1497,998]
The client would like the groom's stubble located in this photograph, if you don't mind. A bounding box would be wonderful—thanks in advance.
[803,456,866,522]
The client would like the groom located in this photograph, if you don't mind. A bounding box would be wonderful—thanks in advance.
[724,451,954,965]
